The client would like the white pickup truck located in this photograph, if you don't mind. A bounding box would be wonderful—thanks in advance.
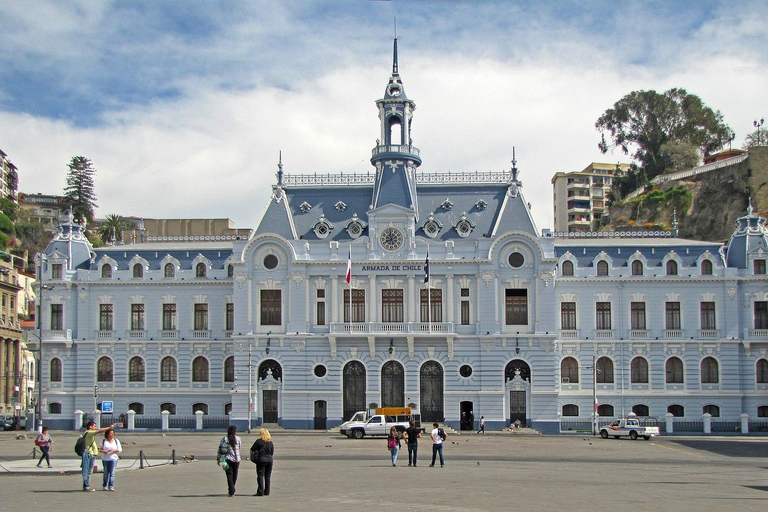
[341,412,421,439]
[600,418,660,440]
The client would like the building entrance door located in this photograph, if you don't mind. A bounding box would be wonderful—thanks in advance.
[420,361,444,422]
[510,390,526,426]
[314,400,327,430]
[343,361,366,420]
[381,360,404,408]
[263,390,278,423]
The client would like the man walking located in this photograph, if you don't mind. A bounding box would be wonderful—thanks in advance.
[429,422,446,468]
[81,421,114,491]
[477,416,485,434]
[404,420,421,467]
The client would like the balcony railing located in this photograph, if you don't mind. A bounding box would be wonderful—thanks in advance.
[698,329,718,338]
[128,330,146,339]
[594,329,614,338]
[329,322,454,334]
[664,329,682,338]
[629,330,648,339]
[97,330,114,339]
[42,329,72,342]
[560,329,579,338]
[747,329,768,338]
[161,330,179,339]
[192,330,211,339]
[371,144,421,158]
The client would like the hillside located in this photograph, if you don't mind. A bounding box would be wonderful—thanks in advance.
[604,146,768,242]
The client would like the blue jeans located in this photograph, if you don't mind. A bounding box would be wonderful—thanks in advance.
[102,459,117,489]
[431,444,444,466]
[81,452,95,489]
[390,445,399,465]
[407,443,418,465]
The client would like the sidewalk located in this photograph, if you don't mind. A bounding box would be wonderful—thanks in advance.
[0,455,172,475]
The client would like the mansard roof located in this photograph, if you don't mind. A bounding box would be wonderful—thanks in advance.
[90,242,233,270]
[554,237,722,268]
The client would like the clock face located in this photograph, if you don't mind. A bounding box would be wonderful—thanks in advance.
[379,227,404,251]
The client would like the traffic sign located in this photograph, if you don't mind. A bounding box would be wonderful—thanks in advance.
[102,401,114,413]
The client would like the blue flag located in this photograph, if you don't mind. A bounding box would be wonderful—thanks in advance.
[424,247,430,284]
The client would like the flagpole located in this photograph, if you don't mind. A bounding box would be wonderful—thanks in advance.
[426,244,431,334]
[347,244,352,330]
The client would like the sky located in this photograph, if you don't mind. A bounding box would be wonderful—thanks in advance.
[0,0,766,233]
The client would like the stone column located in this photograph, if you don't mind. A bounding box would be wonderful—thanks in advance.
[74,410,84,430]
[740,413,749,434]
[195,409,204,430]
[126,410,135,431]
[93,409,102,429]
[665,412,674,434]
[161,410,170,431]
[702,413,712,434]
[0,338,6,407]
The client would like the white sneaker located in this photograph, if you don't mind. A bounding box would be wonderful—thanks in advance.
[103,487,108,491]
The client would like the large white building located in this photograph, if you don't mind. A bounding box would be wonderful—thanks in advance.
[36,41,768,434]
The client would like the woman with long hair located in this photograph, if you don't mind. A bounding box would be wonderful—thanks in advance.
[217,425,242,497]
[387,425,401,467]
[250,428,274,496]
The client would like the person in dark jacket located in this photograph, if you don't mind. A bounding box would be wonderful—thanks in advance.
[250,428,274,496]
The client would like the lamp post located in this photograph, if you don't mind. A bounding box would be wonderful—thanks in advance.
[34,253,46,434]
[755,118,765,145]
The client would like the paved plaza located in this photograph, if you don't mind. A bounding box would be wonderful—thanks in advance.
[1,430,766,511]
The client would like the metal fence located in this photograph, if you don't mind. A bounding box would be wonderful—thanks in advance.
[748,421,768,433]
[711,421,741,433]
[671,421,703,432]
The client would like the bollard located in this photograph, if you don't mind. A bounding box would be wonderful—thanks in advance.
[172,449,177,465]
[140,450,144,469]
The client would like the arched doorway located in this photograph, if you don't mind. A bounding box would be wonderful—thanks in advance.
[420,360,444,422]
[505,359,531,426]
[381,360,405,408]
[259,359,282,423]
[343,361,366,421]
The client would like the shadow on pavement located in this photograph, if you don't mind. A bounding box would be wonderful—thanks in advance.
[668,439,768,458]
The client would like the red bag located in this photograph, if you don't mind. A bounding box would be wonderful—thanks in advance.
[34,436,43,447]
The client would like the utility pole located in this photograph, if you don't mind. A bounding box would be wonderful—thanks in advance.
[248,343,253,432]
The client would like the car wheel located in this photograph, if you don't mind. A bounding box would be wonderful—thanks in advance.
[600,430,609,439]
[629,430,638,440]
[352,429,364,439]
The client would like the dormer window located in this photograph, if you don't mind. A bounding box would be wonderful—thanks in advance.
[335,201,347,212]
[228,264,234,277]
[666,260,678,276]
[133,263,144,278]
[475,200,488,211]
[164,263,175,278]
[454,214,474,238]
[631,260,643,276]
[597,260,609,276]
[346,214,366,239]
[101,264,112,279]
[441,199,453,211]
[51,263,63,279]
[300,201,312,213]
[701,259,713,276]
[755,259,766,275]
[313,215,333,239]
[196,262,207,278]
[423,214,441,239]
[562,260,574,276]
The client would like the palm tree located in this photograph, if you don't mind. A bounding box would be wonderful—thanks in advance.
[98,214,135,245]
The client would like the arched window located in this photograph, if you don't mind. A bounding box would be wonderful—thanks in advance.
[101,264,112,278]
[630,357,649,383]
[701,259,713,275]
[388,117,402,145]
[50,358,62,382]
[164,263,175,278]
[597,404,614,417]
[666,357,684,383]
[129,357,145,382]
[128,402,144,415]
[562,404,579,417]
[161,356,177,382]
[758,406,768,418]
[192,356,209,382]
[631,260,643,276]
[227,264,234,277]
[666,260,678,276]
[97,356,113,382]
[224,356,235,383]
[224,403,233,415]
[701,357,719,384]
[597,260,609,276]
[703,404,720,417]
[192,403,208,415]
[48,403,62,414]
[632,404,650,416]
[667,404,684,417]
[560,357,579,383]
[596,356,614,383]
[160,403,176,415]
[196,262,207,277]
[562,260,574,276]
[133,263,143,278]
[756,358,768,383]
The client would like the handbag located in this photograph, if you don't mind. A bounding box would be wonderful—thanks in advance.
[249,450,260,464]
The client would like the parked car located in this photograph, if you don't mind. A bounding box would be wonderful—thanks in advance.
[0,414,27,430]
[600,417,660,440]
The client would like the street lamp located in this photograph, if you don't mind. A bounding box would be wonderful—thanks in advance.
[755,118,765,145]
[34,253,46,434]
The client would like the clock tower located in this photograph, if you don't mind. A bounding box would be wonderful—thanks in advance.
[370,38,422,218]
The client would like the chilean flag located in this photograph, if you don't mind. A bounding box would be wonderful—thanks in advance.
[345,245,352,284]
[424,246,430,284]
[595,396,599,413]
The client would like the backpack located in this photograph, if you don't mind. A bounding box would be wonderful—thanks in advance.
[438,428,447,441]
[387,436,397,449]
[74,434,86,456]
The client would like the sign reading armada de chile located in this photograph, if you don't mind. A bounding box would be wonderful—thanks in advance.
[358,264,424,272]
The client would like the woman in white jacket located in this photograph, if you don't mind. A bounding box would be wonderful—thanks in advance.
[99,428,122,491]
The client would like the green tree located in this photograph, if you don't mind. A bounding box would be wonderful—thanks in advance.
[98,214,136,244]
[63,156,98,224]
[0,198,19,221]
[596,88,732,180]
[14,221,49,267]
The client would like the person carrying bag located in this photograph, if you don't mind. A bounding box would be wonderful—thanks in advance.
[250,428,274,496]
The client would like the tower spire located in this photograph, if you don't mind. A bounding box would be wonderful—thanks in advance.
[392,37,399,76]
[277,150,284,186]
[511,147,519,182]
